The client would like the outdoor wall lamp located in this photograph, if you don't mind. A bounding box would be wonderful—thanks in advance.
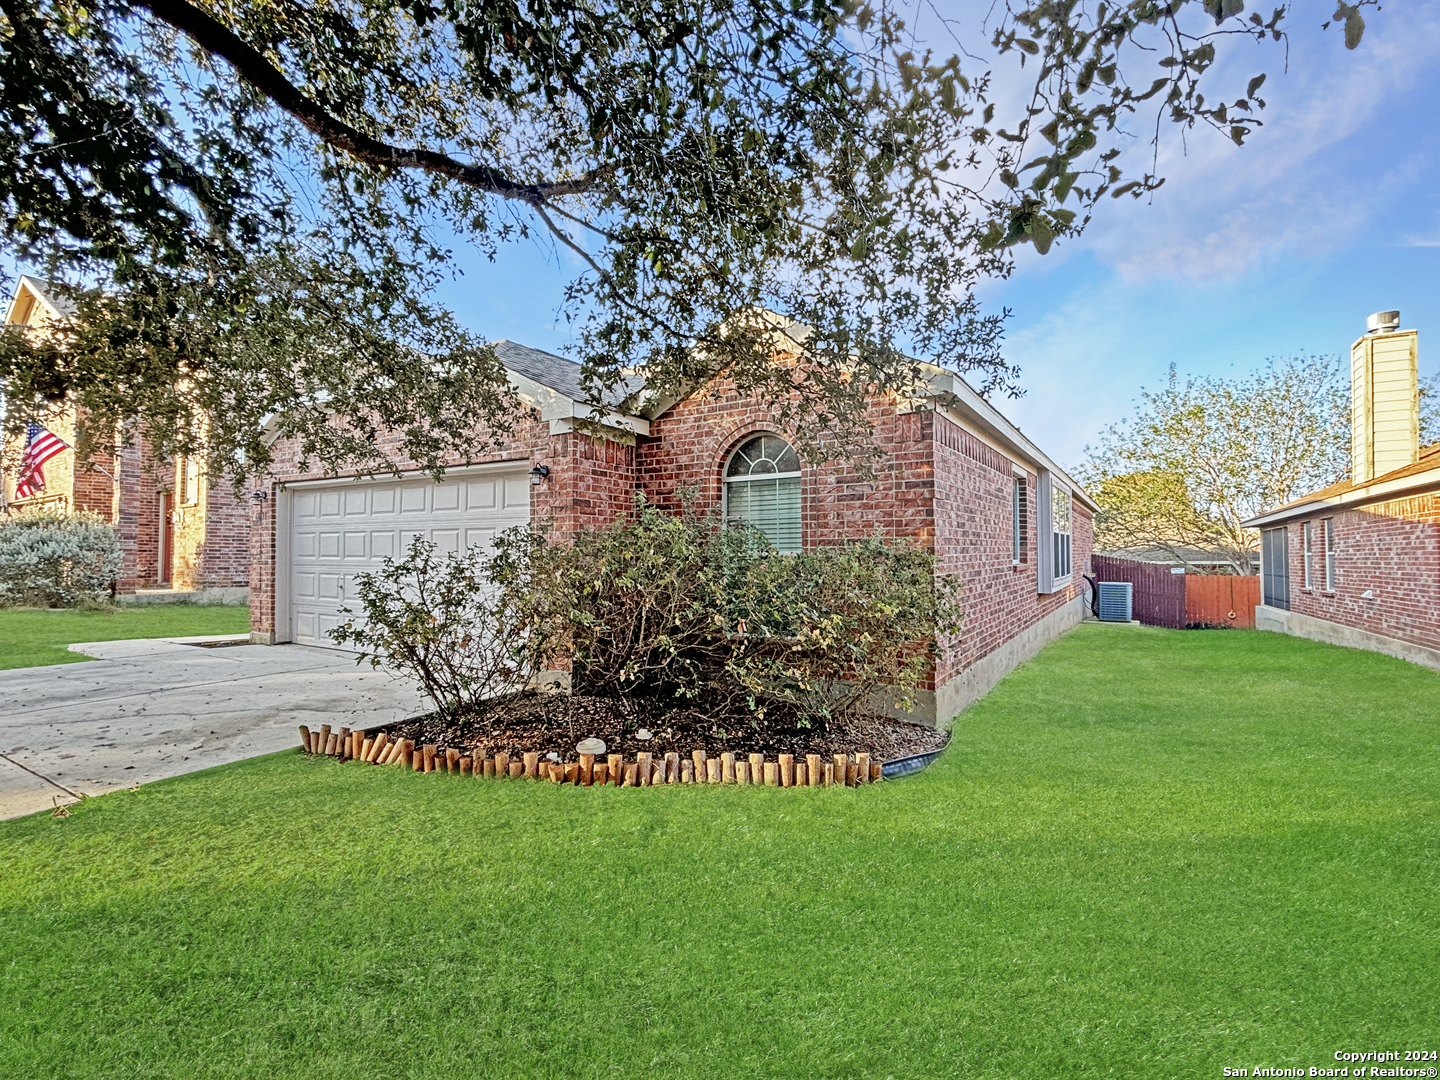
[529,465,551,485]
[249,490,269,502]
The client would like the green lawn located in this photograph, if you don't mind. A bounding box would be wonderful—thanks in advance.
[1,624,1435,1079]
[0,604,251,669]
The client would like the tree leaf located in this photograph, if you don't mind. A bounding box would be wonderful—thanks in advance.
[1345,11,1365,49]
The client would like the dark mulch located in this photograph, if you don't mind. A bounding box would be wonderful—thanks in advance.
[384,692,948,764]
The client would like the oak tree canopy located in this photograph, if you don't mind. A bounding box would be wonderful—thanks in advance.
[0,0,1377,481]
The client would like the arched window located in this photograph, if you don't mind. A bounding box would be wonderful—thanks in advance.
[723,434,801,552]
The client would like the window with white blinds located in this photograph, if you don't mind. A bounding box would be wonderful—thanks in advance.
[724,435,802,553]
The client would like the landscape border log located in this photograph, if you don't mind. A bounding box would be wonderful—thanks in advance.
[721,752,736,784]
[446,748,461,774]
[846,762,858,786]
[623,763,638,787]
[749,753,764,786]
[495,751,510,778]
[593,762,608,786]
[779,755,794,788]
[337,727,351,758]
[318,725,332,757]
[483,757,496,778]
[871,762,884,782]
[564,762,580,784]
[763,762,779,787]
[360,737,374,761]
[509,761,523,778]
[412,744,423,770]
[856,753,871,785]
[692,750,706,784]
[298,725,312,753]
[834,754,848,785]
[637,752,653,787]
[706,758,720,784]
[736,761,750,785]
[460,757,472,776]
[681,761,694,784]
[664,752,679,784]
[807,755,822,788]
[523,752,539,780]
[608,754,623,787]
[823,763,835,786]
[580,753,595,786]
[367,732,389,763]
[795,761,807,787]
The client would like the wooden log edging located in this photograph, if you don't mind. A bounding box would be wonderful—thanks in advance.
[295,726,912,788]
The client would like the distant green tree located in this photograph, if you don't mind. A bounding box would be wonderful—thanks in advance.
[1080,355,1351,574]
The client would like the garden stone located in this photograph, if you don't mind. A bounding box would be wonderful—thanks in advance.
[635,729,653,741]
[577,737,606,755]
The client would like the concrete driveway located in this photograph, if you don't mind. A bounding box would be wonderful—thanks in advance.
[0,637,427,820]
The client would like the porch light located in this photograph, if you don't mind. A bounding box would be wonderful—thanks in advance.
[529,464,551,485]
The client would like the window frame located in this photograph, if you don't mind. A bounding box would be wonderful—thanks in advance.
[1302,521,1313,589]
[1036,470,1072,593]
[1323,517,1336,592]
[721,434,803,554]
[180,456,201,507]
[1012,474,1028,565]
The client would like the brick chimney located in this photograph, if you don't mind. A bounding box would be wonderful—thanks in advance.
[1351,311,1419,484]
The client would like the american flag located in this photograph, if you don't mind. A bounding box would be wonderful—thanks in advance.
[15,422,69,499]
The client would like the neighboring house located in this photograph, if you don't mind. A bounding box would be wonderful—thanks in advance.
[250,324,1096,727]
[2,276,250,599]
[1242,311,1440,671]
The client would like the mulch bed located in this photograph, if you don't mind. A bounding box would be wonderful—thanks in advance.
[386,692,949,764]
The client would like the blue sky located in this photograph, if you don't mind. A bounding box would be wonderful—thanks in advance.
[437,2,1440,470]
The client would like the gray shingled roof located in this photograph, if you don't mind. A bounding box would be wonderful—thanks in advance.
[492,339,646,412]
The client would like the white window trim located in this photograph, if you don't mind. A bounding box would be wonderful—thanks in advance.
[1302,522,1313,589]
[1323,518,1336,592]
[721,435,802,553]
[1036,470,1072,594]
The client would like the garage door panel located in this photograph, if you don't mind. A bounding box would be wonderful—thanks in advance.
[504,477,529,507]
[289,469,529,647]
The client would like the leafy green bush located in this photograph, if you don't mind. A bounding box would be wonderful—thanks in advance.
[328,537,553,720]
[496,498,962,724]
[0,509,122,608]
[336,498,961,726]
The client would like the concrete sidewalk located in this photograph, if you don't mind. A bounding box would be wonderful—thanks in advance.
[0,638,426,820]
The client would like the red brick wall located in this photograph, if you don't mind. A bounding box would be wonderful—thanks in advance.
[1284,495,1440,652]
[115,434,168,592]
[931,414,1091,687]
[636,385,1092,695]
[192,479,252,589]
[249,413,638,636]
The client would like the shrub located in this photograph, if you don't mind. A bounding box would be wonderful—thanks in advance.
[0,508,122,608]
[495,498,962,724]
[335,498,962,726]
[328,536,553,720]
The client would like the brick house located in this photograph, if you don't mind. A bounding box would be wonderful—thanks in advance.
[1243,311,1440,672]
[2,276,250,598]
[250,326,1095,727]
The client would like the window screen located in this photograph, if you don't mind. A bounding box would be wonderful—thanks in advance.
[724,435,801,553]
[1012,477,1027,563]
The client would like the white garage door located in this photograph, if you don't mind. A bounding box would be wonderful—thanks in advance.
[288,469,531,647]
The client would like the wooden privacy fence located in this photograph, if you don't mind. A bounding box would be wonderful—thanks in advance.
[1184,573,1260,629]
[1091,555,1258,630]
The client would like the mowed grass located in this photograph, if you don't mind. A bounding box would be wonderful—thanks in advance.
[0,604,250,669]
[0,625,1436,1079]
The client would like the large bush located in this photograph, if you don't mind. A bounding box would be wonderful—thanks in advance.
[335,498,961,725]
[0,509,122,608]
